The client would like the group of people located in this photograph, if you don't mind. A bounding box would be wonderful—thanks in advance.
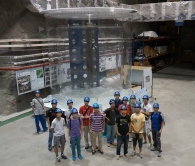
[31,90,165,162]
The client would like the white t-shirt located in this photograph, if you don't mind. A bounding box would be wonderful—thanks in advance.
[64,108,72,119]
[141,103,153,121]
[51,118,65,137]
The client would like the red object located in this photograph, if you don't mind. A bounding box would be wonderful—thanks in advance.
[118,104,131,115]
[79,105,93,126]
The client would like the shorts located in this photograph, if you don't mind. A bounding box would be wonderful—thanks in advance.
[54,134,66,148]
[132,133,143,147]
[143,120,151,136]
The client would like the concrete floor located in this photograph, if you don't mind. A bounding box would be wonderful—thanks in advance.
[1,63,195,166]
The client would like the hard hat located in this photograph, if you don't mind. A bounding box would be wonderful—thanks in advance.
[122,96,128,101]
[71,108,78,114]
[67,99,73,104]
[134,102,141,108]
[84,96,90,102]
[55,108,62,113]
[34,90,40,94]
[109,99,115,104]
[153,103,159,108]
[130,94,136,99]
[93,103,99,109]
[51,98,58,104]
[143,95,149,100]
[120,105,127,110]
[114,91,120,96]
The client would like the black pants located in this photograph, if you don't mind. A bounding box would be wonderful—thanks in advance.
[132,133,143,148]
[152,130,161,152]
[116,135,129,155]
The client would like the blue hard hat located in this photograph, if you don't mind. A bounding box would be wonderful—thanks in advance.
[114,91,120,96]
[34,90,40,94]
[55,108,62,113]
[84,96,90,102]
[93,103,99,109]
[143,95,149,100]
[71,108,78,114]
[51,98,58,104]
[109,99,115,104]
[67,99,73,104]
[130,94,136,99]
[120,105,127,110]
[122,96,128,101]
[134,102,141,108]
[153,103,159,108]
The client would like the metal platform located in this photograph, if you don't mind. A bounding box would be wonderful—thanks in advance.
[40,7,137,19]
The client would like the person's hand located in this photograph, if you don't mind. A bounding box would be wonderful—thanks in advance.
[49,126,52,130]
[117,132,121,136]
[159,129,162,134]
[135,130,138,133]
[102,130,104,133]
[150,128,152,131]
[126,132,130,136]
[85,115,89,119]
[90,130,93,133]
[68,136,71,140]
[107,118,110,122]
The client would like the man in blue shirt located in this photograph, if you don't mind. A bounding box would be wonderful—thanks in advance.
[150,103,165,157]
[114,91,122,117]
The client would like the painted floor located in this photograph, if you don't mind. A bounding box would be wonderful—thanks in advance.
[0,62,195,166]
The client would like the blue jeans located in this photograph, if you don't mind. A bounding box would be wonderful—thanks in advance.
[35,114,48,133]
[48,130,53,148]
[116,135,129,155]
[107,124,116,143]
[71,137,81,156]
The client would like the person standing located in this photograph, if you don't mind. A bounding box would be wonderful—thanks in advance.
[51,108,67,162]
[115,105,131,160]
[114,91,122,117]
[46,98,58,151]
[79,96,93,149]
[150,103,165,157]
[32,90,48,134]
[65,99,73,124]
[118,96,131,115]
[129,94,137,142]
[67,108,83,161]
[46,98,66,151]
[104,99,117,147]
[89,103,105,155]
[141,95,153,148]
[131,102,145,159]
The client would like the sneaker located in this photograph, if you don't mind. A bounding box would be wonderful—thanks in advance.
[111,142,116,146]
[158,152,161,157]
[85,145,89,149]
[98,150,104,155]
[56,156,61,162]
[139,153,143,159]
[150,146,157,151]
[92,150,96,155]
[148,143,152,149]
[125,154,130,159]
[107,143,110,147]
[131,151,136,157]
[61,154,67,159]
[48,146,52,151]
[129,138,132,142]
[38,132,43,134]
[78,155,83,160]
[116,155,120,160]
[72,155,76,161]
[142,140,147,144]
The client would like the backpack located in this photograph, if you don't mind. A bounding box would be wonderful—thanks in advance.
[69,117,82,131]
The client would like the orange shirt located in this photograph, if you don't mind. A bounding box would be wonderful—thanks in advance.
[118,104,131,115]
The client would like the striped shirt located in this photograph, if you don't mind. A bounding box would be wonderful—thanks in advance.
[90,112,104,132]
